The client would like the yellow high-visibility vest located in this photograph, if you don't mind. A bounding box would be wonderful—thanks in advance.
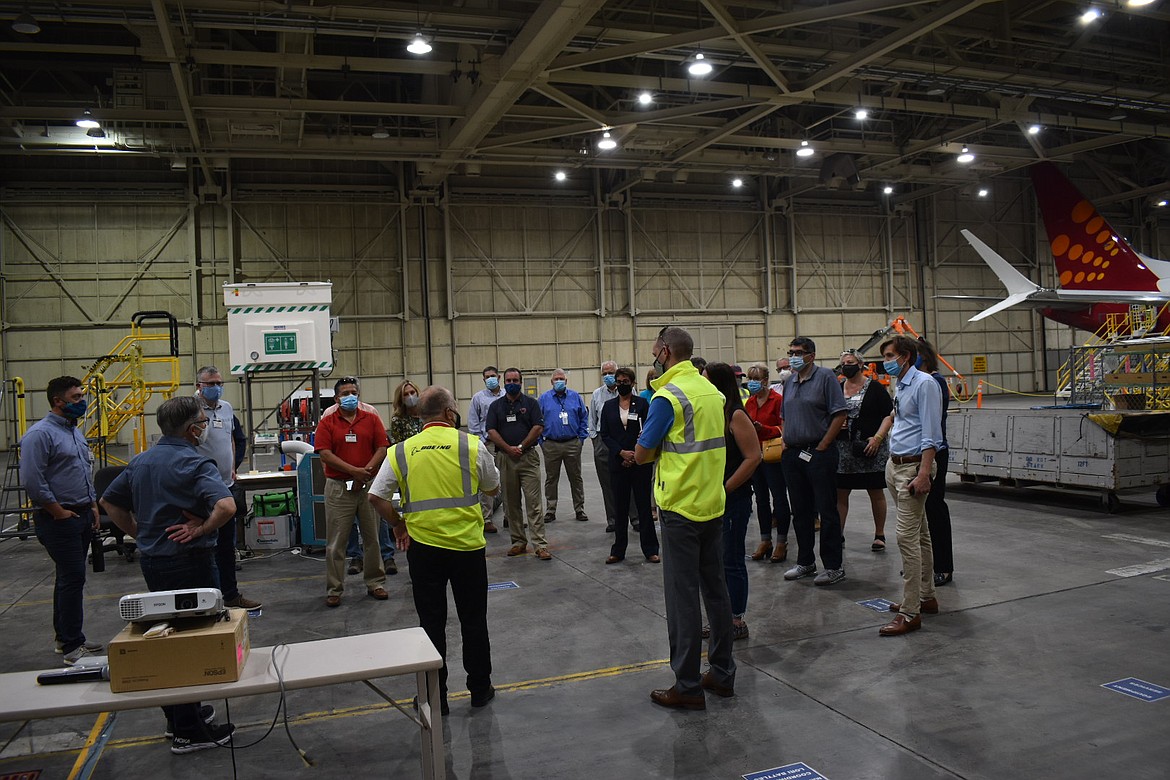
[649,362,727,522]
[389,424,484,551]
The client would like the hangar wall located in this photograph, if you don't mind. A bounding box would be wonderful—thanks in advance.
[1,178,1057,447]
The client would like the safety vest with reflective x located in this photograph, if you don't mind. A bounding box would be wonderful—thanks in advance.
[650,362,727,522]
[389,425,485,551]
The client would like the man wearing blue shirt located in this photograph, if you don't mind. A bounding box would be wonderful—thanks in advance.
[538,369,589,523]
[101,396,239,752]
[878,336,945,637]
[19,376,100,666]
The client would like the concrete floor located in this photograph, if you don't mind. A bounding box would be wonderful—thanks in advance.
[2,436,1170,779]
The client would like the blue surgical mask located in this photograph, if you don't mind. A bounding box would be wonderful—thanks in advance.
[62,399,87,419]
[339,394,360,411]
[602,374,616,388]
[883,359,902,378]
[747,380,762,394]
[553,380,567,393]
[505,383,522,396]
[789,355,805,373]
[200,385,223,404]
[485,376,499,391]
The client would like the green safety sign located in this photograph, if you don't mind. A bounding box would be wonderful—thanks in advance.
[264,332,298,355]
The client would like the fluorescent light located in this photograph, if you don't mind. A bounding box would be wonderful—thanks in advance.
[597,131,617,151]
[956,146,975,164]
[796,139,815,158]
[75,111,100,130]
[371,124,389,139]
[882,185,894,195]
[406,34,432,55]
[1028,124,1042,135]
[687,53,713,77]
[554,171,567,182]
[1128,0,1155,6]
[1080,8,1102,23]
[977,188,990,198]
[1157,200,1168,207]
[11,12,40,34]
[638,92,653,105]
[731,178,743,188]
[855,108,869,120]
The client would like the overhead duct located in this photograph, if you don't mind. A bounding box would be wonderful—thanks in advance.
[819,153,860,189]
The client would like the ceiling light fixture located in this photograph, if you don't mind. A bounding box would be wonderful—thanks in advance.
[731,178,743,188]
[977,187,990,198]
[882,185,894,195]
[1127,0,1155,6]
[796,139,815,158]
[75,110,100,130]
[11,10,40,34]
[597,130,617,150]
[1156,199,1168,207]
[407,34,432,55]
[86,127,106,139]
[686,52,713,77]
[1028,124,1042,135]
[638,92,653,105]
[956,146,975,164]
[554,171,567,182]
[855,108,869,120]
[1080,7,1102,23]
[371,123,390,139]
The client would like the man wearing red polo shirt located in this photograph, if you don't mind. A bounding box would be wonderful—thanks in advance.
[314,376,389,607]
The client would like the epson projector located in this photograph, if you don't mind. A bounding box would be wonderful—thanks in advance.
[119,588,224,622]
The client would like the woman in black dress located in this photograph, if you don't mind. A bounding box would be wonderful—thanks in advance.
[835,350,893,551]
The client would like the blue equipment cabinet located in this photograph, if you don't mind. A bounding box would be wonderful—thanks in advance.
[297,453,329,551]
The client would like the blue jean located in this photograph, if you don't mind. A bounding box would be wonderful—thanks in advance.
[781,445,844,571]
[659,511,735,696]
[140,549,217,734]
[346,517,395,560]
[751,460,791,540]
[721,490,751,616]
[34,511,93,654]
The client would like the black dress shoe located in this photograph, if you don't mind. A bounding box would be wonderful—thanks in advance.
[605,523,615,533]
[470,686,495,708]
[650,685,705,710]
[934,572,953,586]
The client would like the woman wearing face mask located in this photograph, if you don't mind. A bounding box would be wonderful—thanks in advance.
[599,367,659,564]
[640,368,657,402]
[743,363,791,563]
[389,380,424,444]
[835,350,893,552]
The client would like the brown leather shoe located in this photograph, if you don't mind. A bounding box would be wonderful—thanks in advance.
[650,685,705,710]
[325,595,341,608]
[887,597,939,614]
[749,541,772,561]
[770,542,788,563]
[700,671,735,698]
[506,544,527,557]
[879,613,922,636]
[484,521,498,534]
[367,587,389,600]
[535,548,552,561]
[605,555,622,564]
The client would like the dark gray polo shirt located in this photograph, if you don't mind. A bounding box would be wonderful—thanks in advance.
[485,393,544,446]
[780,365,848,447]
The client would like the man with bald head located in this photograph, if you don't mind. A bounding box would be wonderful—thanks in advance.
[538,369,589,523]
[589,360,638,532]
[369,386,501,715]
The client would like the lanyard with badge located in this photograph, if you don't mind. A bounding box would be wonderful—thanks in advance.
[556,395,570,427]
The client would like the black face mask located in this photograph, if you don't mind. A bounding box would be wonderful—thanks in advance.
[453,412,462,430]
[841,364,862,378]
[616,383,633,396]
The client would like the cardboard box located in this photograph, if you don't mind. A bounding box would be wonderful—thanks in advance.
[108,609,250,693]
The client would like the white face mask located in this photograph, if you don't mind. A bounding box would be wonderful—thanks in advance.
[776,369,793,383]
[194,424,210,446]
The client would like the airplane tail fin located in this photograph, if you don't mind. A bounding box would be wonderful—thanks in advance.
[1030,162,1160,292]
[960,229,1041,321]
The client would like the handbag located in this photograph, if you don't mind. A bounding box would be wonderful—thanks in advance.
[762,437,784,463]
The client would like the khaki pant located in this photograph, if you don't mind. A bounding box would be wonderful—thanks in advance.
[325,478,386,596]
[541,438,585,518]
[496,448,546,549]
[885,459,937,618]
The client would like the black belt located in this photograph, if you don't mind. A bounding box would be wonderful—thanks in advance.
[785,442,819,450]
[890,454,922,465]
[546,437,577,443]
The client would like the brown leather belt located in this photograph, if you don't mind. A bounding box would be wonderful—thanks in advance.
[890,454,922,465]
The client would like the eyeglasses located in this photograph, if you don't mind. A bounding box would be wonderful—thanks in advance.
[786,350,809,357]
[190,417,209,428]
[337,377,359,386]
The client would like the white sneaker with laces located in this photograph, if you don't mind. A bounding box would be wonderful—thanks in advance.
[784,563,817,581]
[813,568,846,586]
[55,639,103,654]
[63,645,97,666]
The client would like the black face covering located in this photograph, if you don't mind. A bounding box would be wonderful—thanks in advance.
[454,412,462,430]
[841,364,862,379]
[616,383,633,396]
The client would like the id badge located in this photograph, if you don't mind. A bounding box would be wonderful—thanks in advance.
[627,412,639,421]
[799,449,813,462]
[506,414,517,423]
[559,411,569,425]
[212,418,224,429]
[345,433,358,443]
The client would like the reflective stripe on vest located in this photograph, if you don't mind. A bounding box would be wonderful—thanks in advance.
[658,383,725,454]
[394,433,479,513]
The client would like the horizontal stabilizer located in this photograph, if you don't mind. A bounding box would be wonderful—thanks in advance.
[970,293,1036,322]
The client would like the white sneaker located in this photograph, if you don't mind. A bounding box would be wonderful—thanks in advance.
[63,645,97,666]
[784,563,817,580]
[813,569,846,586]
[55,639,103,654]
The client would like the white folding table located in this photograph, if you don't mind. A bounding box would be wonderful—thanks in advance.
[0,627,445,779]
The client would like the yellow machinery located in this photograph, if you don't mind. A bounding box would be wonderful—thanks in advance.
[82,311,181,464]
[1057,303,1170,409]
